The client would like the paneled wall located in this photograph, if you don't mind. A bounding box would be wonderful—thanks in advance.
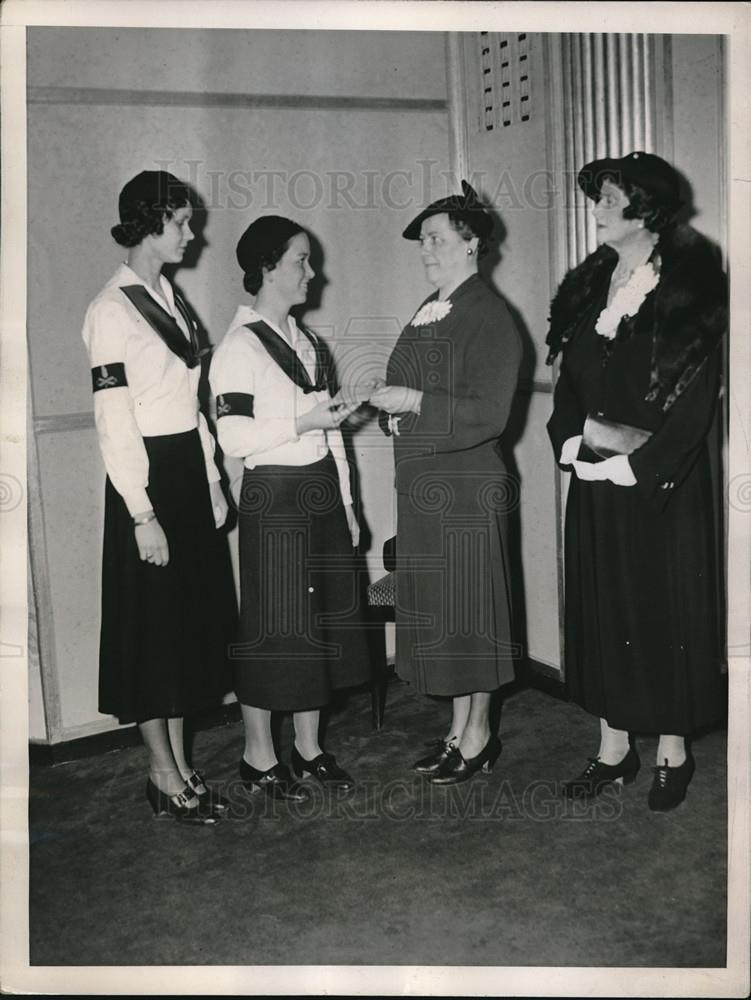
[27,27,450,742]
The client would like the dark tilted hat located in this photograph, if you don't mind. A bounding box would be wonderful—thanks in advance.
[577,151,682,213]
[236,215,305,272]
[117,170,187,220]
[402,180,493,241]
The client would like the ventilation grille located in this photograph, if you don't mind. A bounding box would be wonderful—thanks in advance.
[477,31,533,131]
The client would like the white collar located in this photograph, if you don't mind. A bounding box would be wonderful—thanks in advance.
[114,262,176,315]
[229,304,299,346]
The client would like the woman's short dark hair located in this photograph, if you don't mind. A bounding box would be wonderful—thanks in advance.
[111,171,192,248]
[242,238,294,296]
[236,216,306,295]
[447,210,490,258]
[606,176,676,234]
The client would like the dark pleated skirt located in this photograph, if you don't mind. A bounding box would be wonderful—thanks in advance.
[564,448,724,735]
[234,452,372,711]
[394,466,517,696]
[98,429,236,724]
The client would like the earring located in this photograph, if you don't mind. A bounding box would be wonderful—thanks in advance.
[467,248,474,256]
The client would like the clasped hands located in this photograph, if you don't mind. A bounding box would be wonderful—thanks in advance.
[560,435,636,487]
[337,376,422,415]
[303,379,422,433]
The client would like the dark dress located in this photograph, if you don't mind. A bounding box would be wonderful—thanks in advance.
[547,240,725,735]
[385,273,522,696]
[99,430,236,723]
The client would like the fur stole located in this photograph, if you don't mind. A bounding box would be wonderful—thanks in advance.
[545,224,727,410]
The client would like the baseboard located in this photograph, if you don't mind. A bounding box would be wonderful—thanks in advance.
[517,657,566,700]
[29,702,243,767]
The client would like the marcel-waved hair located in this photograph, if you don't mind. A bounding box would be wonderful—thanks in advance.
[111,171,192,248]
[447,210,490,258]
[599,175,676,235]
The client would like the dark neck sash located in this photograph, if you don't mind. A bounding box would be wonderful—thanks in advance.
[120,284,200,368]
[245,319,328,394]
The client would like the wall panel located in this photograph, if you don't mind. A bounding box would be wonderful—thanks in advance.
[28,27,449,741]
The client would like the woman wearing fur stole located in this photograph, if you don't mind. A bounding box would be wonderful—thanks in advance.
[546,152,727,812]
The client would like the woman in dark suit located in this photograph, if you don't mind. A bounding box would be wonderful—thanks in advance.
[546,152,727,811]
[371,182,522,784]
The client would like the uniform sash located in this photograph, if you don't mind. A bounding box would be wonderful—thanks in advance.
[120,284,203,368]
[245,320,328,394]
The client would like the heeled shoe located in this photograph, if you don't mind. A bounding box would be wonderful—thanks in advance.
[238,758,309,802]
[290,746,355,792]
[413,739,460,776]
[145,778,221,824]
[648,755,695,812]
[186,769,230,814]
[429,735,502,785]
[562,748,640,801]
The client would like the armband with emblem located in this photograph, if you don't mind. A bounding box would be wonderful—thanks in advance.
[216,393,255,418]
[91,363,127,392]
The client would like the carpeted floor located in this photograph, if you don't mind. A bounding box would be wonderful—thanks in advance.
[29,678,727,968]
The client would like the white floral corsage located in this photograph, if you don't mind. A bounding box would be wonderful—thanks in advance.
[595,262,659,340]
[410,299,452,327]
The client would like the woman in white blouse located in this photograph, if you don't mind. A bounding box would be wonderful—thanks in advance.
[82,171,236,824]
[210,215,372,801]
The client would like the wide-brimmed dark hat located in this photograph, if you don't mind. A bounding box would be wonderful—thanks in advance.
[236,215,305,272]
[577,151,682,213]
[402,180,493,241]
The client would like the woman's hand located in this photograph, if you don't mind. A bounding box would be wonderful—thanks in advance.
[209,480,228,528]
[296,395,360,435]
[345,504,360,548]
[134,516,170,566]
[369,385,423,415]
[572,454,636,486]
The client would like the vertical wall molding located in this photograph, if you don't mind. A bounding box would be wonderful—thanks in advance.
[445,33,470,184]
[27,377,62,743]
[557,33,659,272]
[545,33,670,677]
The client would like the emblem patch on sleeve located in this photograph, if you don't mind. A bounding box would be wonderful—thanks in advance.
[91,363,127,392]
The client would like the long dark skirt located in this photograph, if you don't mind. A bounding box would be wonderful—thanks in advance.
[234,452,372,711]
[564,448,724,735]
[394,469,517,696]
[98,429,236,724]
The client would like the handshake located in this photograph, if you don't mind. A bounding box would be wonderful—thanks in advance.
[335,377,423,416]
[299,377,424,434]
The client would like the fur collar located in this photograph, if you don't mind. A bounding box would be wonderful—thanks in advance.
[546,224,727,410]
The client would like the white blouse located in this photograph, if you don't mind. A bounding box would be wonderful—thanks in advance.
[209,305,352,506]
[81,263,220,516]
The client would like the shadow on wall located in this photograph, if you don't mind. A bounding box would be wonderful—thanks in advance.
[480,204,537,678]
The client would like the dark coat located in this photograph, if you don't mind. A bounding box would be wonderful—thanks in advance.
[546,225,726,734]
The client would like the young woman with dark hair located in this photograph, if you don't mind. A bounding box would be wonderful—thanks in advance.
[82,170,236,824]
[209,215,372,803]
